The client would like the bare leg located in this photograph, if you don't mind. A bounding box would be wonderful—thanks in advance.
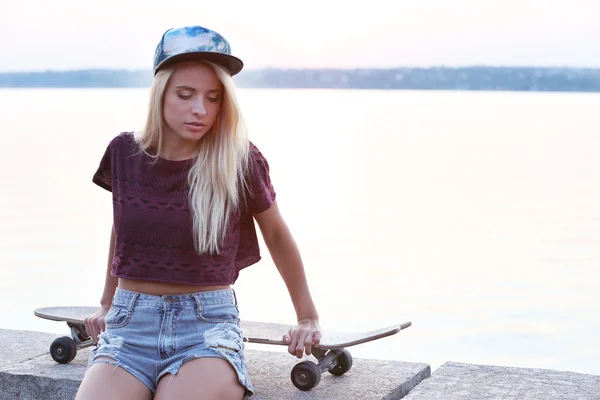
[154,357,245,400]
[75,358,152,400]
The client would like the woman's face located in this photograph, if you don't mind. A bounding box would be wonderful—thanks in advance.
[163,62,223,148]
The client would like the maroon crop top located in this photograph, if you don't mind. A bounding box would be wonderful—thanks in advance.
[92,132,276,285]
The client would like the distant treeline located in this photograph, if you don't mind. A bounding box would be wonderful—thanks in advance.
[1,67,599,92]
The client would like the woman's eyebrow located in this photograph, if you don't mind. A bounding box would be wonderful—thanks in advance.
[176,86,221,94]
[176,85,196,91]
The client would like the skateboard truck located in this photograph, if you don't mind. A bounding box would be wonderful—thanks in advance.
[290,347,353,391]
[286,321,412,391]
[50,322,94,364]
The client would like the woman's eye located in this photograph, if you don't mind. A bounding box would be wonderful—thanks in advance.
[207,97,220,103]
[177,94,192,100]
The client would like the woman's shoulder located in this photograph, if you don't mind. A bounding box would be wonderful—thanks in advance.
[248,141,270,164]
[243,140,276,213]
[103,131,143,158]
[108,131,137,148]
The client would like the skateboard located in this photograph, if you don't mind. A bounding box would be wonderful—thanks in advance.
[240,320,411,390]
[34,306,411,391]
[34,306,99,364]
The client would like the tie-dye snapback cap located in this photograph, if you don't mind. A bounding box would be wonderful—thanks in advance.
[153,26,244,76]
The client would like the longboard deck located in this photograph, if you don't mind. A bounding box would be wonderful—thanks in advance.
[34,306,99,325]
[34,306,410,349]
[240,320,411,349]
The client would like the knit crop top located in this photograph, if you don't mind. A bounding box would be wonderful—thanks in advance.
[92,132,276,286]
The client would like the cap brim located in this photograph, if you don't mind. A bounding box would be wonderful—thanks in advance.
[155,52,244,76]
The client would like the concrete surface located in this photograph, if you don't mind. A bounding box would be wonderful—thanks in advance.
[0,329,430,400]
[244,350,430,400]
[0,329,61,371]
[403,362,600,400]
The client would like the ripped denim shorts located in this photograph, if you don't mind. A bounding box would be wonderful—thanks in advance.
[88,287,253,396]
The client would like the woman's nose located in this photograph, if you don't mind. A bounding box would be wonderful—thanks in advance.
[192,100,207,116]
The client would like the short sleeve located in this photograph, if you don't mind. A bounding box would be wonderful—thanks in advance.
[245,142,276,215]
[92,141,113,192]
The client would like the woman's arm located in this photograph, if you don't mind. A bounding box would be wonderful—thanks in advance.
[85,224,118,343]
[254,201,322,358]
[100,224,118,306]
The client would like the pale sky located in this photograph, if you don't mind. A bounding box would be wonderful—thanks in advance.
[1,0,598,72]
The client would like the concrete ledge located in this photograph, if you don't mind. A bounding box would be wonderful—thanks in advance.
[403,361,600,400]
[0,329,430,400]
[0,329,65,370]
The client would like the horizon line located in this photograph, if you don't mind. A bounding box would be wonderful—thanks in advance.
[2,65,600,74]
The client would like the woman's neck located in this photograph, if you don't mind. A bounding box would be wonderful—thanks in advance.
[160,133,200,161]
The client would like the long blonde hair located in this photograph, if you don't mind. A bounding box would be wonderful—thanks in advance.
[137,61,250,254]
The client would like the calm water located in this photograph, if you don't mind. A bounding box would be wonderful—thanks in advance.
[0,88,599,375]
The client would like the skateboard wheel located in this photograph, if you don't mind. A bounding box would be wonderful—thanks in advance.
[291,361,321,391]
[50,336,77,364]
[329,349,353,376]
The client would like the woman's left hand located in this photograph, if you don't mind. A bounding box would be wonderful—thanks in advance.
[283,318,322,358]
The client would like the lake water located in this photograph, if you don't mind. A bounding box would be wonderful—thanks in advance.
[0,88,599,376]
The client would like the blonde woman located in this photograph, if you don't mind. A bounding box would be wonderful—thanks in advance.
[75,25,321,400]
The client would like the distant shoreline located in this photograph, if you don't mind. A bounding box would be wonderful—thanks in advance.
[1,67,599,92]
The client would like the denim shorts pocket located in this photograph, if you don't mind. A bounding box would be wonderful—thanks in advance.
[196,303,240,324]
[104,304,132,329]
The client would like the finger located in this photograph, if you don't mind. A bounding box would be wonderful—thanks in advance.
[313,330,322,348]
[92,319,102,344]
[288,331,298,356]
[295,331,308,358]
[89,325,97,345]
[282,333,291,344]
[94,322,102,342]
[84,318,92,341]
[304,334,313,356]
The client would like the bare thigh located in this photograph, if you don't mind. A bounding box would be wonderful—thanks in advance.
[75,358,152,400]
[155,357,245,400]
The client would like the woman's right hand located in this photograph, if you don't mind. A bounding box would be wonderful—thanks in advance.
[84,305,111,345]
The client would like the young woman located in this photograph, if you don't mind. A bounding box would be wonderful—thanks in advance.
[75,25,321,400]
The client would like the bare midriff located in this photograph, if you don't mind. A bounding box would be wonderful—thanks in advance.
[118,278,231,296]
